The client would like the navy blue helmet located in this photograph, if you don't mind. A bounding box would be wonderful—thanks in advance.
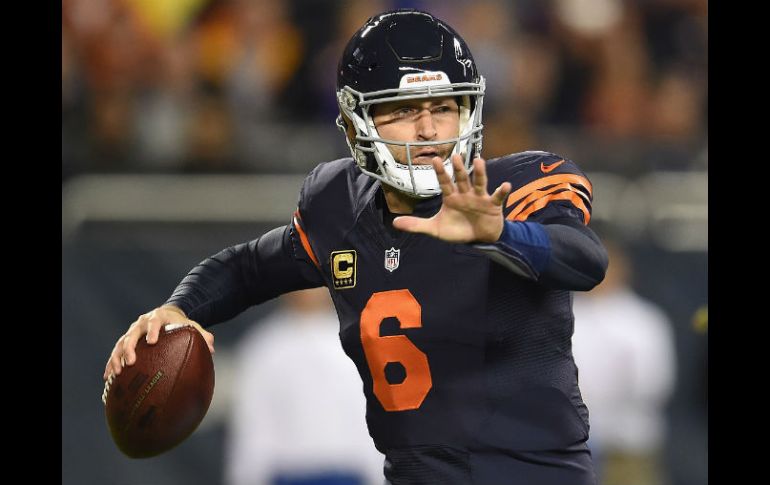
[336,9,486,198]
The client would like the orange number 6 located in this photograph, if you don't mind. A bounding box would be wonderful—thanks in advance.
[360,289,432,411]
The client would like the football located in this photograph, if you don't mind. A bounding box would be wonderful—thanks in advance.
[102,324,215,458]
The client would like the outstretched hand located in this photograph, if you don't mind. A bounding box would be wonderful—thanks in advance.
[393,154,511,243]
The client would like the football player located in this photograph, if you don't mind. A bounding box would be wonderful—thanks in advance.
[104,9,608,485]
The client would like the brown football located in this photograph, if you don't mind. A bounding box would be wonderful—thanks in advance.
[102,324,215,458]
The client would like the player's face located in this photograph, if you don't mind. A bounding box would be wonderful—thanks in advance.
[372,97,460,165]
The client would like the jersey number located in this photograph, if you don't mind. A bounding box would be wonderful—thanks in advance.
[360,289,432,411]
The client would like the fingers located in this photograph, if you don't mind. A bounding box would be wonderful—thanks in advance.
[392,215,437,238]
[122,330,141,366]
[451,154,471,193]
[490,181,512,207]
[104,337,125,380]
[190,322,216,354]
[432,157,454,197]
[106,338,129,379]
[471,157,488,195]
[145,315,162,345]
[124,311,160,365]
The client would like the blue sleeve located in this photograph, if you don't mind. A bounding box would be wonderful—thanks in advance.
[164,224,324,327]
[472,218,607,291]
[539,219,608,290]
[471,221,550,281]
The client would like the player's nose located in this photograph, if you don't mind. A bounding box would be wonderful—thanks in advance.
[415,110,438,140]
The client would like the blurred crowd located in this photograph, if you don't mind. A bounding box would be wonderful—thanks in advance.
[62,0,707,179]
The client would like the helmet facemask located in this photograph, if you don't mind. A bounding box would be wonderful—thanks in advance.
[336,76,485,198]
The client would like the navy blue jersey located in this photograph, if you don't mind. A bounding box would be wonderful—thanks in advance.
[289,151,598,484]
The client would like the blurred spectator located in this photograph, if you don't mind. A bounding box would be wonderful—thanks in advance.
[645,67,705,142]
[453,0,518,118]
[563,0,653,139]
[306,0,388,122]
[184,90,239,171]
[279,0,346,120]
[224,0,304,119]
[572,239,677,485]
[224,287,385,485]
[132,35,198,170]
[189,0,308,170]
[185,0,305,109]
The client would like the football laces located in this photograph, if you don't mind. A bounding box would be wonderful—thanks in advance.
[102,373,115,405]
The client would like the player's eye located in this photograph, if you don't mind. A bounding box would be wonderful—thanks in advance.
[392,107,416,118]
[432,105,456,115]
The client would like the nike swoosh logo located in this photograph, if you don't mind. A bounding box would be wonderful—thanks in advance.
[540,160,565,173]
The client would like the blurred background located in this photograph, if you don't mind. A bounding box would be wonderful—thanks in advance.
[62,0,707,484]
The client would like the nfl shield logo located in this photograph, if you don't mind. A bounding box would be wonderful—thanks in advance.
[384,247,400,272]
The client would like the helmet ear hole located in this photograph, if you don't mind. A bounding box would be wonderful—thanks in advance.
[339,112,356,143]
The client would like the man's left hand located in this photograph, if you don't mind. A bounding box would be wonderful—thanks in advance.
[393,154,512,243]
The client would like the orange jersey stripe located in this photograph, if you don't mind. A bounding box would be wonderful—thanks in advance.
[507,183,578,220]
[509,191,591,225]
[505,174,593,210]
[292,210,320,268]
[507,183,591,221]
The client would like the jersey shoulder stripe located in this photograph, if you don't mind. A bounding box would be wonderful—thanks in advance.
[292,210,320,268]
[505,173,592,224]
[486,151,593,225]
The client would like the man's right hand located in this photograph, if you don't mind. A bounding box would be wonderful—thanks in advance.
[103,305,215,381]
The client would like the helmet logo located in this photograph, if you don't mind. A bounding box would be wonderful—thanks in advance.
[453,38,473,76]
[398,70,450,89]
[406,73,442,83]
